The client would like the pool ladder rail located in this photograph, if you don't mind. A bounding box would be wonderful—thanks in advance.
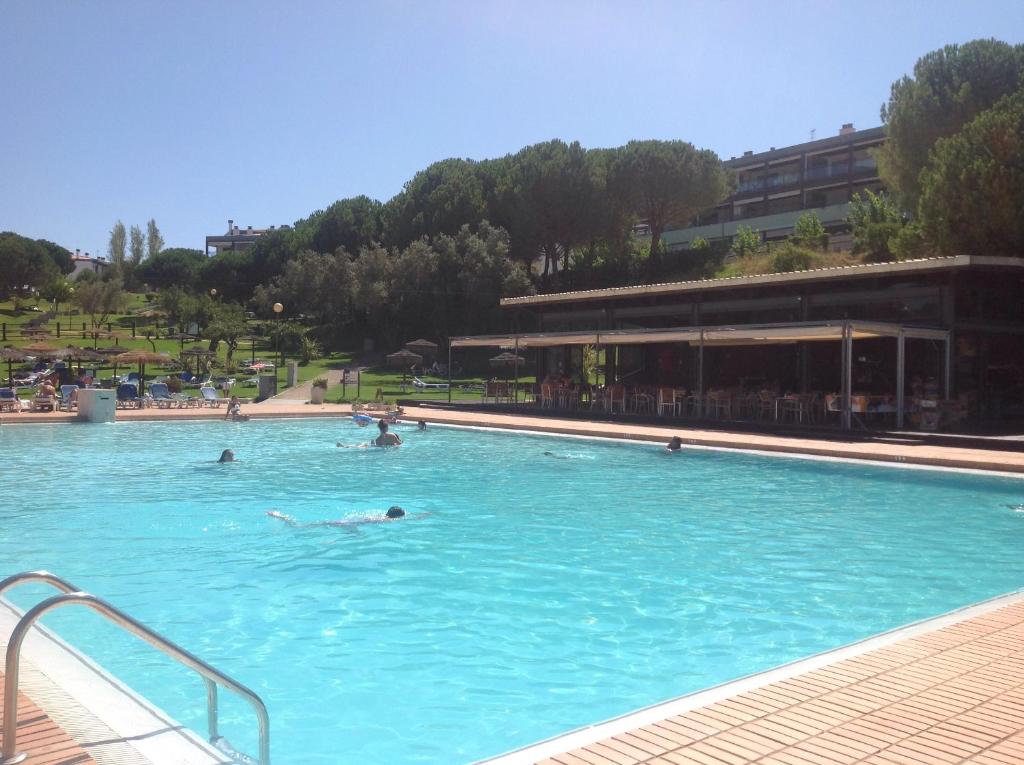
[0,570,270,765]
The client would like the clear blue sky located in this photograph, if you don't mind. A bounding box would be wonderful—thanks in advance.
[2,0,1022,257]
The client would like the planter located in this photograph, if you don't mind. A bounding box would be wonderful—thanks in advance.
[310,386,326,405]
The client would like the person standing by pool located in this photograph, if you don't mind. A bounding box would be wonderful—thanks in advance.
[375,419,402,447]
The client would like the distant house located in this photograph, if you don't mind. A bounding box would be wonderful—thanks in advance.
[70,249,109,278]
[204,219,289,255]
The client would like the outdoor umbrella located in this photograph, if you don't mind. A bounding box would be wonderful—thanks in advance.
[57,346,103,374]
[180,347,216,378]
[21,341,62,357]
[165,332,197,354]
[387,349,423,391]
[239,334,262,364]
[114,351,171,395]
[93,346,129,380]
[404,338,438,363]
[0,347,28,388]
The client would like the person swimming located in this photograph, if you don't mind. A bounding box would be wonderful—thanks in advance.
[417,420,427,431]
[374,419,402,447]
[666,436,683,452]
[218,449,236,462]
[267,506,416,528]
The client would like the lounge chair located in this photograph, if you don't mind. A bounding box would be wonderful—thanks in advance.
[412,376,449,390]
[116,383,142,409]
[0,388,21,412]
[31,393,56,412]
[200,386,229,407]
[148,382,176,408]
[58,384,79,411]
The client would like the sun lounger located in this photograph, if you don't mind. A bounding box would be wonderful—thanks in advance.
[31,394,56,412]
[58,384,79,411]
[412,376,449,390]
[200,386,229,407]
[0,388,21,412]
[116,383,142,409]
[148,382,177,408]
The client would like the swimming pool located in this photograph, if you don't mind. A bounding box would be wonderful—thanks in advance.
[1,419,1023,764]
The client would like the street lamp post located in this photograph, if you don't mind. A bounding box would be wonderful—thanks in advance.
[273,302,284,383]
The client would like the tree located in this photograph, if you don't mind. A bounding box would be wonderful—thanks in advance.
[791,212,828,250]
[146,219,164,259]
[383,159,488,247]
[206,302,249,364]
[305,196,383,255]
[253,249,356,329]
[847,190,909,262]
[918,89,1024,257]
[732,225,761,258]
[0,232,59,297]
[36,240,74,275]
[877,39,1024,210]
[610,140,730,276]
[40,277,74,314]
[74,278,123,327]
[136,248,205,290]
[108,221,127,278]
[128,225,145,268]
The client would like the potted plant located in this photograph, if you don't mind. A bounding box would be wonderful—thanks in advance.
[310,377,328,404]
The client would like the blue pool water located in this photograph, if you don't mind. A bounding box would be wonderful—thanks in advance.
[1,419,1023,764]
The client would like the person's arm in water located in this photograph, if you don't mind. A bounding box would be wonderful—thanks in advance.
[266,510,298,526]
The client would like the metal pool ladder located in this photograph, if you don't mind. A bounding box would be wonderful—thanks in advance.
[0,570,270,765]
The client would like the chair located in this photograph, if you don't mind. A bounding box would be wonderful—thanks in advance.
[685,392,704,417]
[632,389,655,415]
[607,384,627,413]
[707,391,732,419]
[0,388,21,412]
[116,383,141,409]
[656,387,679,417]
[412,376,449,390]
[200,386,229,407]
[148,382,176,408]
[58,384,79,411]
[757,391,776,420]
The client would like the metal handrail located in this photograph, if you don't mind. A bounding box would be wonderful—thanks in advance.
[0,572,269,765]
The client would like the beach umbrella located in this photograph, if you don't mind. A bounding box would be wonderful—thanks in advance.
[0,347,28,388]
[21,341,62,357]
[181,347,216,377]
[239,334,262,364]
[387,349,423,391]
[92,346,128,378]
[115,350,171,395]
[404,338,438,361]
[165,331,197,354]
[57,346,103,374]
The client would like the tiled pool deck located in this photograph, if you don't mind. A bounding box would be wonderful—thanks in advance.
[484,596,1024,765]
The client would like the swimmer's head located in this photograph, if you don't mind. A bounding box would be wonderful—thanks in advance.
[667,437,682,451]
[386,506,405,519]
[218,449,235,462]
[417,420,426,431]
[378,419,389,433]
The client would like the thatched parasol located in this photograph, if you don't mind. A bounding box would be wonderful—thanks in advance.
[180,347,216,376]
[404,338,438,361]
[115,350,171,394]
[239,334,262,364]
[21,341,62,357]
[0,346,28,387]
[57,346,103,373]
[387,348,423,391]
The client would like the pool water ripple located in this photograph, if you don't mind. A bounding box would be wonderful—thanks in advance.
[1,419,1023,763]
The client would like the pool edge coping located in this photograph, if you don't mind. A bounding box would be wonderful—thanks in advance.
[473,587,1024,764]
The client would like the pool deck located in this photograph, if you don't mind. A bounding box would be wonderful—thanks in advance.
[0,676,96,764]
[483,594,1024,765]
[4,402,1024,474]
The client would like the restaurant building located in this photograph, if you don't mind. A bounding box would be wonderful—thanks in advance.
[452,256,1024,430]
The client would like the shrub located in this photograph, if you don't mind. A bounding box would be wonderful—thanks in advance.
[312,377,328,389]
[769,242,822,273]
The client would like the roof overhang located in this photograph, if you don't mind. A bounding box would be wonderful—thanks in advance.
[499,255,1024,309]
[450,321,949,349]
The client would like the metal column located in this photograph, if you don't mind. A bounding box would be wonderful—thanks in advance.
[943,334,952,400]
[447,342,452,404]
[698,330,705,417]
[896,329,906,430]
[513,339,519,404]
[841,322,852,430]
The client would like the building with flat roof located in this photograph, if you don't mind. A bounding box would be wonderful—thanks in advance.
[662,123,885,252]
[204,219,289,255]
[452,256,1024,429]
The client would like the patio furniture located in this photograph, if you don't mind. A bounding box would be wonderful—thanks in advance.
[656,387,679,417]
[115,383,141,409]
[685,392,703,417]
[707,391,732,419]
[607,385,627,413]
[631,389,655,415]
[412,376,449,390]
[0,388,21,412]
[148,383,177,408]
[200,386,229,408]
[58,384,79,411]
[539,383,555,408]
